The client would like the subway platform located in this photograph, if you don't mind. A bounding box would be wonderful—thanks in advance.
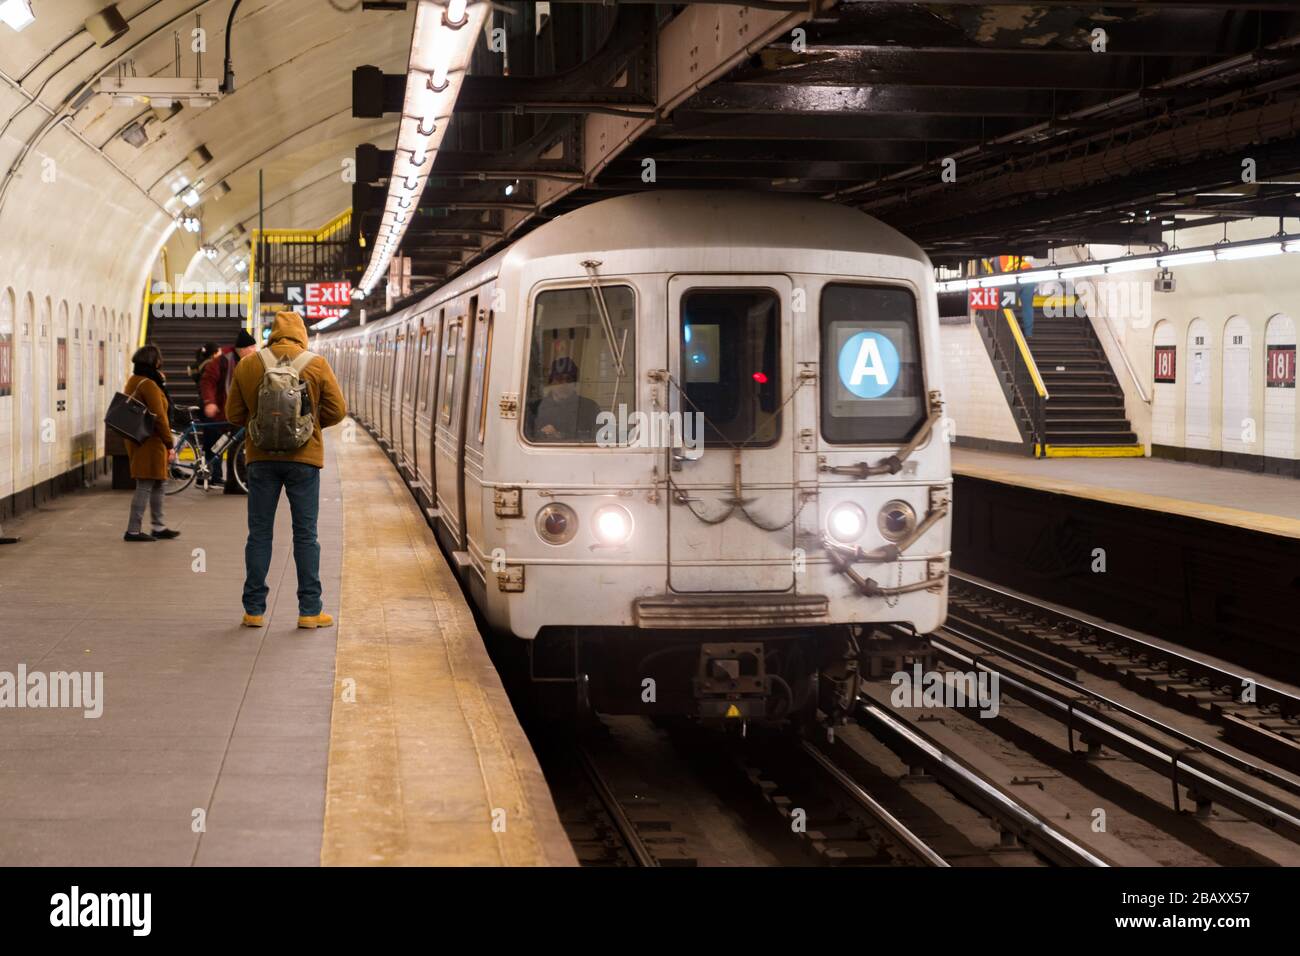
[0,425,574,867]
[953,448,1300,538]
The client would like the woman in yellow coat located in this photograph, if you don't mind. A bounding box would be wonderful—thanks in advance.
[122,345,181,542]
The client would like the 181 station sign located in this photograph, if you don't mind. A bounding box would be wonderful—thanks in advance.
[284,281,352,322]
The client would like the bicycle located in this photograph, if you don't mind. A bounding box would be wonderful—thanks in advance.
[164,405,249,495]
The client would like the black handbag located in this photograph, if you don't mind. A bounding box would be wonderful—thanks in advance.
[104,384,157,444]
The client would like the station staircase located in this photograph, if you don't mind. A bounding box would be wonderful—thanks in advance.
[145,313,245,410]
[976,285,1143,458]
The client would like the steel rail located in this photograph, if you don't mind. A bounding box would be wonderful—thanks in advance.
[799,740,950,867]
[949,572,1300,719]
[930,635,1300,844]
[938,620,1300,801]
[856,700,1111,867]
[576,747,658,867]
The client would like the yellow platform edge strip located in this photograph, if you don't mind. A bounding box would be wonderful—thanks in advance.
[1043,445,1146,458]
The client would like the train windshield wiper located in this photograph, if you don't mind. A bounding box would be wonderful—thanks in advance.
[581,259,626,377]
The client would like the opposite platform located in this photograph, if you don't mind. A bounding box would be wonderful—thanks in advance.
[953,447,1300,539]
[0,423,573,866]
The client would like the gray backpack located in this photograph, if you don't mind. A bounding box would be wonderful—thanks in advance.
[248,347,317,453]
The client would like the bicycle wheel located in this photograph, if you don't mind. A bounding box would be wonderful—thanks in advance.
[230,437,249,493]
[164,434,201,495]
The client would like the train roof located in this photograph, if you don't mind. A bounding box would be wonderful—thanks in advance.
[506,190,930,267]
[333,191,931,336]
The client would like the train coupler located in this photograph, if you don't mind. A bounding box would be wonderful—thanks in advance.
[693,642,768,720]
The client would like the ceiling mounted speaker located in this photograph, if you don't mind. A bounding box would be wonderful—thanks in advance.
[85,6,129,48]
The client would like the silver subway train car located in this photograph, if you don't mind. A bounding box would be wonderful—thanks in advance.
[317,191,950,725]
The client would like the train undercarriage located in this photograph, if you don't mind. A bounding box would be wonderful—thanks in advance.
[521,623,934,730]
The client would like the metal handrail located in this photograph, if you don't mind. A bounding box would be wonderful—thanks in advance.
[1002,307,1048,399]
[1093,311,1151,404]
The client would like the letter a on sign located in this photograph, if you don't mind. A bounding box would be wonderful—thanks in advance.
[838,331,900,400]
[850,338,888,387]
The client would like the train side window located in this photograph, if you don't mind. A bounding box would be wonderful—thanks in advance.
[472,310,494,445]
[679,288,781,447]
[417,318,434,412]
[819,283,925,444]
[439,313,461,425]
[523,284,636,445]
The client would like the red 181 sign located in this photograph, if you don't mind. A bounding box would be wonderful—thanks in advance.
[1154,345,1176,383]
[1267,344,1296,388]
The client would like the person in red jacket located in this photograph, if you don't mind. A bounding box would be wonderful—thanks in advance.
[199,329,257,485]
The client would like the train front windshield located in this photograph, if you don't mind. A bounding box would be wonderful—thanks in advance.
[820,283,926,444]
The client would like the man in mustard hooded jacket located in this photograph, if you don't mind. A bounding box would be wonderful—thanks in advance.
[225,311,347,628]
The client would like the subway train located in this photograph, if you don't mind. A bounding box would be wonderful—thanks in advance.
[317,191,951,725]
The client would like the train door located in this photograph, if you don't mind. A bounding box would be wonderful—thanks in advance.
[394,324,408,466]
[666,274,795,592]
[380,330,393,446]
[1185,318,1212,450]
[434,300,470,548]
[415,310,440,508]
[1264,314,1296,463]
[1221,315,1251,453]
[402,318,419,476]
[463,300,493,555]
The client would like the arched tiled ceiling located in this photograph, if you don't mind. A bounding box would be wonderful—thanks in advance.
[0,0,415,279]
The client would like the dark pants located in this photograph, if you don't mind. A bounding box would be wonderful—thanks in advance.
[243,460,322,616]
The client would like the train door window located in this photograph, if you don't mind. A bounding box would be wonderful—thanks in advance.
[417,318,434,412]
[440,312,461,425]
[402,324,417,405]
[819,283,925,444]
[524,284,636,444]
[679,289,780,447]
[476,312,495,444]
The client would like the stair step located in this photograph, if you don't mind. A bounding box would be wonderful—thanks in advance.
[1040,421,1133,431]
[1045,432,1139,445]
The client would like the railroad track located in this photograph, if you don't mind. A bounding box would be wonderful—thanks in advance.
[572,744,697,867]
[948,573,1300,774]
[731,733,949,866]
[848,697,1110,866]
[918,626,1300,850]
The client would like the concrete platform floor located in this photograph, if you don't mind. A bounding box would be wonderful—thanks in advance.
[0,424,574,866]
[953,448,1300,538]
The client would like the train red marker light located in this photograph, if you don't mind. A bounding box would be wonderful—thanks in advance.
[752,372,768,384]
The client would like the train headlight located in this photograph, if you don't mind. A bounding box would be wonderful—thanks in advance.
[878,500,918,543]
[536,503,578,545]
[593,504,634,546]
[826,502,866,543]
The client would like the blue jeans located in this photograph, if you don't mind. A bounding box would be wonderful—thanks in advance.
[243,460,322,616]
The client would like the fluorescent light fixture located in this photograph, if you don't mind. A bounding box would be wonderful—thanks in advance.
[180,187,201,207]
[1159,249,1216,267]
[0,0,35,31]
[356,0,489,300]
[1285,240,1300,253]
[1105,256,1159,274]
[977,273,1019,288]
[1215,241,1282,261]
[1058,264,1105,279]
[1017,269,1055,286]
